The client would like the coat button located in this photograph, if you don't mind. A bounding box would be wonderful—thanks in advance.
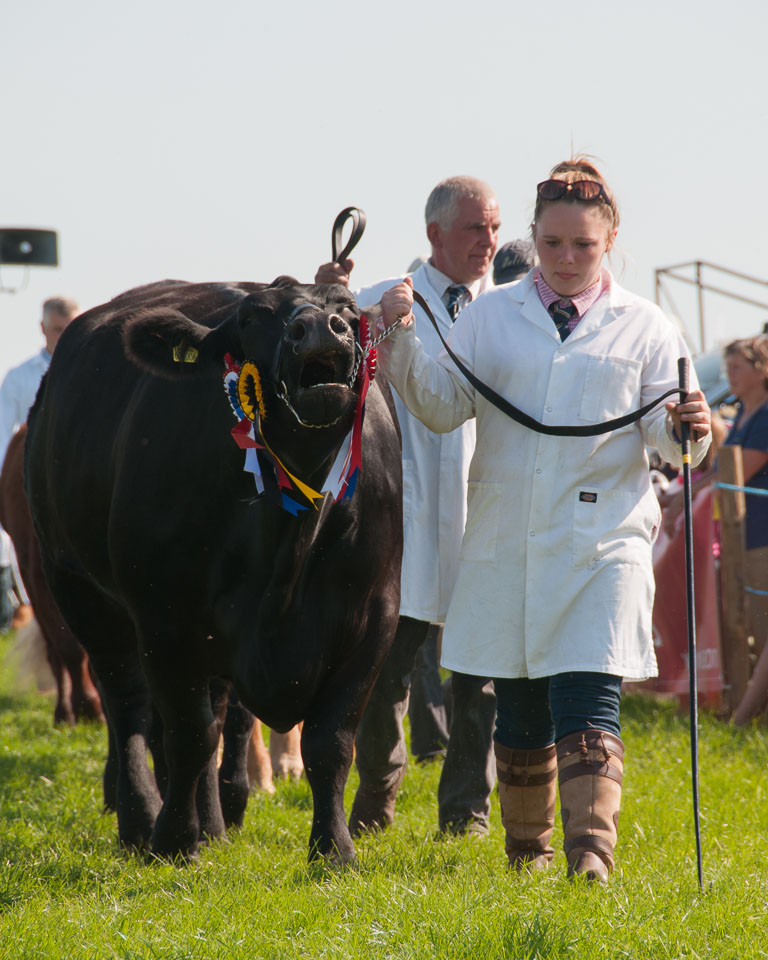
[529,530,536,538]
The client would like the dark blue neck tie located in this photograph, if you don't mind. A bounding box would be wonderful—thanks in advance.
[549,299,578,340]
[443,284,471,322]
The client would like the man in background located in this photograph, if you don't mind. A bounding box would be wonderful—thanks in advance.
[0,296,79,630]
[492,238,536,285]
[316,176,502,836]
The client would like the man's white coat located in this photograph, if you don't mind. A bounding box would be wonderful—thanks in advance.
[357,263,487,622]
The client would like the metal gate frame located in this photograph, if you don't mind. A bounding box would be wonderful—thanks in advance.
[655,260,768,353]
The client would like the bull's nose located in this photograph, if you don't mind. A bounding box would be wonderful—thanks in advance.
[286,318,307,342]
[285,313,352,343]
[329,314,352,336]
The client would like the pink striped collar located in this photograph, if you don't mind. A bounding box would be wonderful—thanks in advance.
[534,268,610,318]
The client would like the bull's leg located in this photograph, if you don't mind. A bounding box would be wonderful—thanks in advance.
[220,693,257,824]
[106,679,164,849]
[103,718,118,811]
[92,670,118,810]
[51,650,75,727]
[40,567,160,847]
[271,724,303,781]
[194,678,229,841]
[146,671,224,859]
[148,707,167,797]
[34,580,103,723]
[59,634,104,723]
[246,717,275,793]
[41,633,75,727]
[301,712,357,865]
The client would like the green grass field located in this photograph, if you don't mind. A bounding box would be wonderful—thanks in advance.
[1,629,766,960]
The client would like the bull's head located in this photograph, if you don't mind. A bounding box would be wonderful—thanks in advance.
[122,277,372,433]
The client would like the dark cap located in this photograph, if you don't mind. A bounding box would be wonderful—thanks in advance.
[493,239,536,285]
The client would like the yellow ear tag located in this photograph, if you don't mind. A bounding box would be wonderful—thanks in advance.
[237,361,267,421]
[172,341,199,363]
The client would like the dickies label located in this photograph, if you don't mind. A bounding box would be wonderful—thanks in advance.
[579,491,598,503]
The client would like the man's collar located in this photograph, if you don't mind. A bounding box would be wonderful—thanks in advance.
[424,260,485,301]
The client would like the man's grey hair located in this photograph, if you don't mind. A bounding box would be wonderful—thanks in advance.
[42,297,79,329]
[424,176,496,230]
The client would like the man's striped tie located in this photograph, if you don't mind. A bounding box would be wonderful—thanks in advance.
[443,284,471,322]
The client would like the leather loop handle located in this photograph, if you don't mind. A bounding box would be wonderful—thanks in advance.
[412,289,681,439]
[678,356,691,449]
[332,207,366,265]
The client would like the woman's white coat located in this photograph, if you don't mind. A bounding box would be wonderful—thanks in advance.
[377,270,709,680]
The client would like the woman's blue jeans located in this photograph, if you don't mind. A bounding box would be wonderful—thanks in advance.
[493,672,622,749]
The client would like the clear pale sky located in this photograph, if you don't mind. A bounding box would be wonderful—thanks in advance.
[1,0,766,378]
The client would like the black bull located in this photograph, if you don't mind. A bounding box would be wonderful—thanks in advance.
[25,277,403,863]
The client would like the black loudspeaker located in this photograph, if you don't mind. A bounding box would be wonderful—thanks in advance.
[0,229,58,266]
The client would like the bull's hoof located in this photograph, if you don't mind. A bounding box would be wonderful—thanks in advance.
[118,830,152,853]
[149,814,200,862]
[117,812,157,852]
[219,776,251,828]
[76,697,106,724]
[53,704,76,727]
[308,839,356,869]
[147,837,200,863]
[145,845,200,866]
[348,781,400,838]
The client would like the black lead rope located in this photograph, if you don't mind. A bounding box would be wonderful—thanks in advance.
[332,206,366,265]
[412,290,684,437]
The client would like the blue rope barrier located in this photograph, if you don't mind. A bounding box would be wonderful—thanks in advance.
[713,481,768,498]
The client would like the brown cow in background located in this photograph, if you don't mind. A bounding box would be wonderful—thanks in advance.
[0,424,104,725]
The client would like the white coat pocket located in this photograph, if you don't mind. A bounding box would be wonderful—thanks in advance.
[578,354,642,423]
[571,486,659,569]
[461,481,503,562]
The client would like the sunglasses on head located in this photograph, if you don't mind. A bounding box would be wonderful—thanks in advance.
[536,179,608,202]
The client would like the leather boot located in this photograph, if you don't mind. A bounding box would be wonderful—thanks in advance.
[557,729,624,883]
[495,742,557,871]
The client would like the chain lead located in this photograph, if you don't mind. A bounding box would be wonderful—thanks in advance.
[348,315,404,386]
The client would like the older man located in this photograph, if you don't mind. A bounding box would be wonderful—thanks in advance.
[0,297,78,630]
[316,176,501,836]
[0,297,79,467]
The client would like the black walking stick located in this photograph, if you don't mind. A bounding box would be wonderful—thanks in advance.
[678,357,704,892]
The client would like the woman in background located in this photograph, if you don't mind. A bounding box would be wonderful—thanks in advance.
[721,337,768,724]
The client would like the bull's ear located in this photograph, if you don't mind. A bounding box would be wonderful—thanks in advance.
[122,308,237,379]
[268,275,300,289]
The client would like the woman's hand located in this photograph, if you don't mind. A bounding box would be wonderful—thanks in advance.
[379,276,415,336]
[666,389,711,439]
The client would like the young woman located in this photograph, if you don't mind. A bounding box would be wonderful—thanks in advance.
[374,158,711,882]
